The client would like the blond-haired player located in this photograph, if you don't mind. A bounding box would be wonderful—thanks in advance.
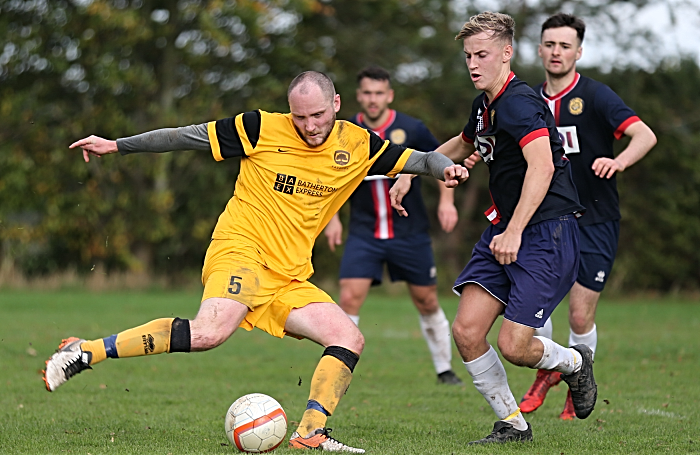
[392,12,596,444]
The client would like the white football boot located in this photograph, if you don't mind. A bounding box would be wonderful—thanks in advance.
[42,337,92,391]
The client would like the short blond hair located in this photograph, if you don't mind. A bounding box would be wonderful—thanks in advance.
[455,11,515,44]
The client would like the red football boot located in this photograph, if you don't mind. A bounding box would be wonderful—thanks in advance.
[559,389,576,420]
[520,369,563,413]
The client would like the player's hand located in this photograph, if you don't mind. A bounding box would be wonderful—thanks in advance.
[438,201,458,233]
[389,174,413,217]
[69,135,119,162]
[444,164,469,188]
[324,215,343,252]
[489,228,522,265]
[463,151,481,169]
[592,157,624,179]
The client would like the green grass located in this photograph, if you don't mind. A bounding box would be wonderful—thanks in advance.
[1,289,698,454]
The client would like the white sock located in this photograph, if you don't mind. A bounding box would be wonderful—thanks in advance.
[346,314,360,326]
[419,308,452,374]
[533,336,582,374]
[534,317,553,339]
[570,324,597,359]
[463,346,528,431]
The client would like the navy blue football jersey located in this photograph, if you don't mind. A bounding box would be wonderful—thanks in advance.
[348,109,440,239]
[462,73,584,228]
[534,74,640,225]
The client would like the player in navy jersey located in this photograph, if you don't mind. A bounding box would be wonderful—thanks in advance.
[392,12,596,444]
[519,13,657,420]
[323,66,463,385]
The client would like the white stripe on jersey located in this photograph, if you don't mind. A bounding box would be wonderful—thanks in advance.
[373,179,390,239]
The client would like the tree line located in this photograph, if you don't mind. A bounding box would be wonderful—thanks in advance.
[1,0,698,292]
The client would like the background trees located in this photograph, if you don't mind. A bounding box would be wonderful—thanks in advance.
[1,0,699,292]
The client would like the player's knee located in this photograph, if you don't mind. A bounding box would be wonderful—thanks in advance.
[346,327,365,355]
[413,295,439,314]
[339,288,363,312]
[452,318,478,348]
[569,310,592,333]
[497,340,528,366]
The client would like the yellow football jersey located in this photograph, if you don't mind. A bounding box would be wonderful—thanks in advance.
[207,110,413,279]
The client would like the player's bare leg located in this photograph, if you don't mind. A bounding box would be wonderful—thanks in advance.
[43,298,248,391]
[338,278,372,325]
[452,284,532,443]
[285,302,365,453]
[408,283,462,385]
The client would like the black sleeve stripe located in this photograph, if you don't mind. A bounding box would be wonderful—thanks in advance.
[215,117,246,159]
[368,142,409,176]
[242,110,261,149]
[368,131,385,159]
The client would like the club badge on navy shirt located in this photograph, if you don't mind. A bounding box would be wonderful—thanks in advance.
[568,97,584,115]
[389,128,406,145]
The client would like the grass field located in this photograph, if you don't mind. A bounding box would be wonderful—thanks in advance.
[1,289,698,454]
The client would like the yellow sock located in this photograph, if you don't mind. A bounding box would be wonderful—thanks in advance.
[296,355,353,437]
[114,318,174,358]
[80,339,107,365]
[79,318,175,366]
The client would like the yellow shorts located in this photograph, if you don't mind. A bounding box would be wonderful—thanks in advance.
[202,239,334,338]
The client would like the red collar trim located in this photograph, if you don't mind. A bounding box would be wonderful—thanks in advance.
[542,73,580,101]
[357,109,396,133]
[485,72,516,106]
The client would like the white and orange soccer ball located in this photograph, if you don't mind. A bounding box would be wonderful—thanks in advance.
[225,393,288,453]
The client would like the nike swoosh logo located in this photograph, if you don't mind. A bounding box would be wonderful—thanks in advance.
[278,148,290,153]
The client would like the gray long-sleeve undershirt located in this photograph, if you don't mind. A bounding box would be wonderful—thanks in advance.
[401,149,455,181]
[116,123,210,154]
[115,124,455,181]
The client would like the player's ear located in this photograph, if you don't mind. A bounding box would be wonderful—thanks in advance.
[387,89,395,104]
[503,43,513,63]
[576,45,583,61]
[333,94,341,113]
[537,43,543,58]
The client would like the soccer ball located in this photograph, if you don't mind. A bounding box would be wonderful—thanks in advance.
[225,393,288,453]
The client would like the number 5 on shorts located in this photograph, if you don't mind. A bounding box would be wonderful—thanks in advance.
[228,276,242,295]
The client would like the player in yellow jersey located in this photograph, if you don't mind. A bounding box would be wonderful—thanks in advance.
[45,71,468,453]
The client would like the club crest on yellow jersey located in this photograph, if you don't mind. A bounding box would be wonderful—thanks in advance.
[334,150,350,166]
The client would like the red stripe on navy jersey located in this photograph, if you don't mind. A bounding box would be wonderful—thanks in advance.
[614,115,641,140]
[519,128,550,148]
[554,99,561,126]
[461,132,474,144]
[490,72,516,104]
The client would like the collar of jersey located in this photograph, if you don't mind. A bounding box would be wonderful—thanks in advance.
[356,109,396,136]
[484,71,516,107]
[541,72,581,101]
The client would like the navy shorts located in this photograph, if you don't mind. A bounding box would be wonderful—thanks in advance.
[453,217,580,329]
[577,220,619,292]
[339,233,437,286]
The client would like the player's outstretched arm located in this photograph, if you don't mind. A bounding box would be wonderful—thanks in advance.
[435,134,476,162]
[592,120,657,179]
[391,151,468,217]
[69,136,118,163]
[70,124,212,163]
